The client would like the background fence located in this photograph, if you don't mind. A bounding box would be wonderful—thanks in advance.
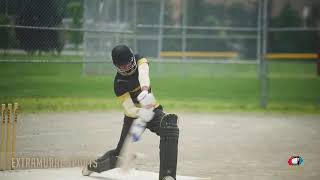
[0,0,319,110]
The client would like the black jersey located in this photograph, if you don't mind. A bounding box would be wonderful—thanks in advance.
[114,54,151,105]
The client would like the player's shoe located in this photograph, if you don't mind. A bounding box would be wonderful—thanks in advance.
[162,176,175,180]
[82,166,94,176]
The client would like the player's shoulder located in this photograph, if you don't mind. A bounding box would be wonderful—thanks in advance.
[134,53,144,61]
[134,53,149,66]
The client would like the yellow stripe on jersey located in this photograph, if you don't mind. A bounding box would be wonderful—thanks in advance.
[117,92,130,103]
[130,86,141,93]
[138,58,148,66]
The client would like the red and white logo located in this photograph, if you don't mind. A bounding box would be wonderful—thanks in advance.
[288,156,304,166]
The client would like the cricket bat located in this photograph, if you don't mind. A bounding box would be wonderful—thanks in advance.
[117,118,146,173]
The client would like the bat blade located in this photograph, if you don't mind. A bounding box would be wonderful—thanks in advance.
[117,118,145,174]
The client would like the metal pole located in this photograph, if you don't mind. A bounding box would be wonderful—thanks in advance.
[256,0,262,76]
[82,0,88,76]
[260,0,269,108]
[5,0,8,16]
[182,0,188,61]
[158,0,165,59]
[116,0,120,43]
[133,0,137,51]
[116,0,120,25]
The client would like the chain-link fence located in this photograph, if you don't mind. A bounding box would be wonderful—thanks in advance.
[0,0,319,108]
[0,1,318,61]
[83,0,260,75]
[0,0,261,61]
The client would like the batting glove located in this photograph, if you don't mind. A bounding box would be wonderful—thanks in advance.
[138,108,154,122]
[137,90,156,109]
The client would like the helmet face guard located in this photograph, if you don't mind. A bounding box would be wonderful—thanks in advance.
[115,56,137,76]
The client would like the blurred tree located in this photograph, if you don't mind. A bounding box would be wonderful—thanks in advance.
[0,14,10,53]
[270,2,316,53]
[271,3,301,27]
[15,0,65,54]
[186,0,203,26]
[0,0,20,51]
[67,0,83,49]
[0,0,18,15]
[161,1,258,58]
[226,2,256,27]
[186,1,230,52]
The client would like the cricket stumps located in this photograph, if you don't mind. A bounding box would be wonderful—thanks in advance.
[0,103,19,171]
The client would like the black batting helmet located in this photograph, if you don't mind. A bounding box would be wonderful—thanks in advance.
[111,45,137,76]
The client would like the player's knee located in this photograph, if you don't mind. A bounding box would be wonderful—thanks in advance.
[160,114,179,138]
[145,109,164,135]
[153,108,165,120]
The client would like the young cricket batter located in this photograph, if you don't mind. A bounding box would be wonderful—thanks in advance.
[82,44,179,180]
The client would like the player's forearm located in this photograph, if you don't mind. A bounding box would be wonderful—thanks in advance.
[138,63,150,90]
[122,96,155,121]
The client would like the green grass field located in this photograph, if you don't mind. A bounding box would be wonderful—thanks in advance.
[0,54,319,113]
